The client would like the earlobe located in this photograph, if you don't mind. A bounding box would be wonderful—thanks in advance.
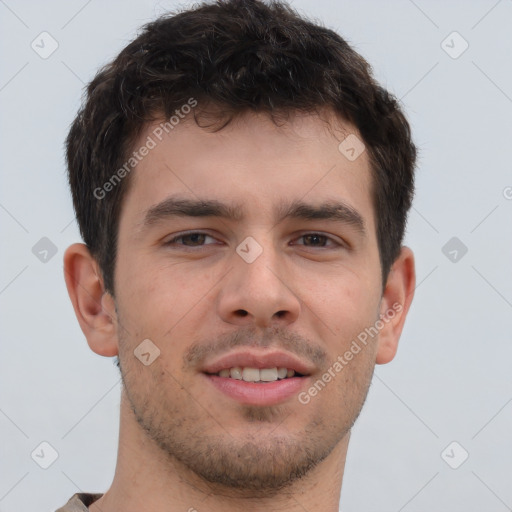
[63,243,119,357]
[375,246,415,365]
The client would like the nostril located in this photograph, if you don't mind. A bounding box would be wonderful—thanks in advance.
[236,310,248,317]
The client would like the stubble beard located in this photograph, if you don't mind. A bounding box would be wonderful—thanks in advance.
[118,355,373,498]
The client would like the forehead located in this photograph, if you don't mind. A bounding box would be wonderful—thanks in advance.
[120,110,376,236]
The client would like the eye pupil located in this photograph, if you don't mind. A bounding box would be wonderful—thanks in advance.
[304,234,325,246]
[186,233,205,245]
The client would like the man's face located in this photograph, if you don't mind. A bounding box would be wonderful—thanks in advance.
[113,110,384,493]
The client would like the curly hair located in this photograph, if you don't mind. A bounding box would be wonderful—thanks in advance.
[66,0,416,294]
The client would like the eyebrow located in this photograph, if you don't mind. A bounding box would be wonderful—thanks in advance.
[141,196,366,236]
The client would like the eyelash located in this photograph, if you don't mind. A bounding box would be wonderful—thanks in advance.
[164,231,343,249]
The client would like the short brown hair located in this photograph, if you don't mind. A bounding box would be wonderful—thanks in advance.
[66,0,416,294]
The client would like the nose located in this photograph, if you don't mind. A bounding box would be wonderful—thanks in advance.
[216,238,301,328]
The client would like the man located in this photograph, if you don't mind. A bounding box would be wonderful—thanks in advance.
[60,0,416,510]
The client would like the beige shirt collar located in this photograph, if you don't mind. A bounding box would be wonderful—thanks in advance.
[56,493,103,511]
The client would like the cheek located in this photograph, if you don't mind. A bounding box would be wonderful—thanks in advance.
[121,351,190,426]
[117,257,207,337]
[299,268,379,333]
[301,272,381,401]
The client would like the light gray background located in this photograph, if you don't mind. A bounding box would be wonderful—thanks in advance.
[1,1,511,511]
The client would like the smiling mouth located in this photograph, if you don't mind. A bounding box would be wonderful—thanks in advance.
[204,366,306,383]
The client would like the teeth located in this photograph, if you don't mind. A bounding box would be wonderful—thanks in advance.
[277,367,288,379]
[242,367,260,382]
[217,366,297,382]
[230,367,243,380]
[260,368,278,381]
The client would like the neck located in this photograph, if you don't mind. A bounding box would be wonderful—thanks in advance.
[90,392,350,512]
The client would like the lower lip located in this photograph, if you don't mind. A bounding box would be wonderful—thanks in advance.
[203,374,309,406]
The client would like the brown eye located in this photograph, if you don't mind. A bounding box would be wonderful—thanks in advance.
[165,232,216,247]
[179,233,207,246]
[302,234,329,246]
[294,233,339,248]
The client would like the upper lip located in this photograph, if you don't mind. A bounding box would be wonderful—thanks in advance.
[201,349,315,376]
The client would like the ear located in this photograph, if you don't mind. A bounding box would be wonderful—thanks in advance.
[375,246,415,365]
[63,243,119,357]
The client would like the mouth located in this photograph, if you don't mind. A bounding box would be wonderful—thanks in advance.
[204,366,305,382]
[201,350,313,406]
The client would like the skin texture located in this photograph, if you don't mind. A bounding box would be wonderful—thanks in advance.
[64,110,415,512]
